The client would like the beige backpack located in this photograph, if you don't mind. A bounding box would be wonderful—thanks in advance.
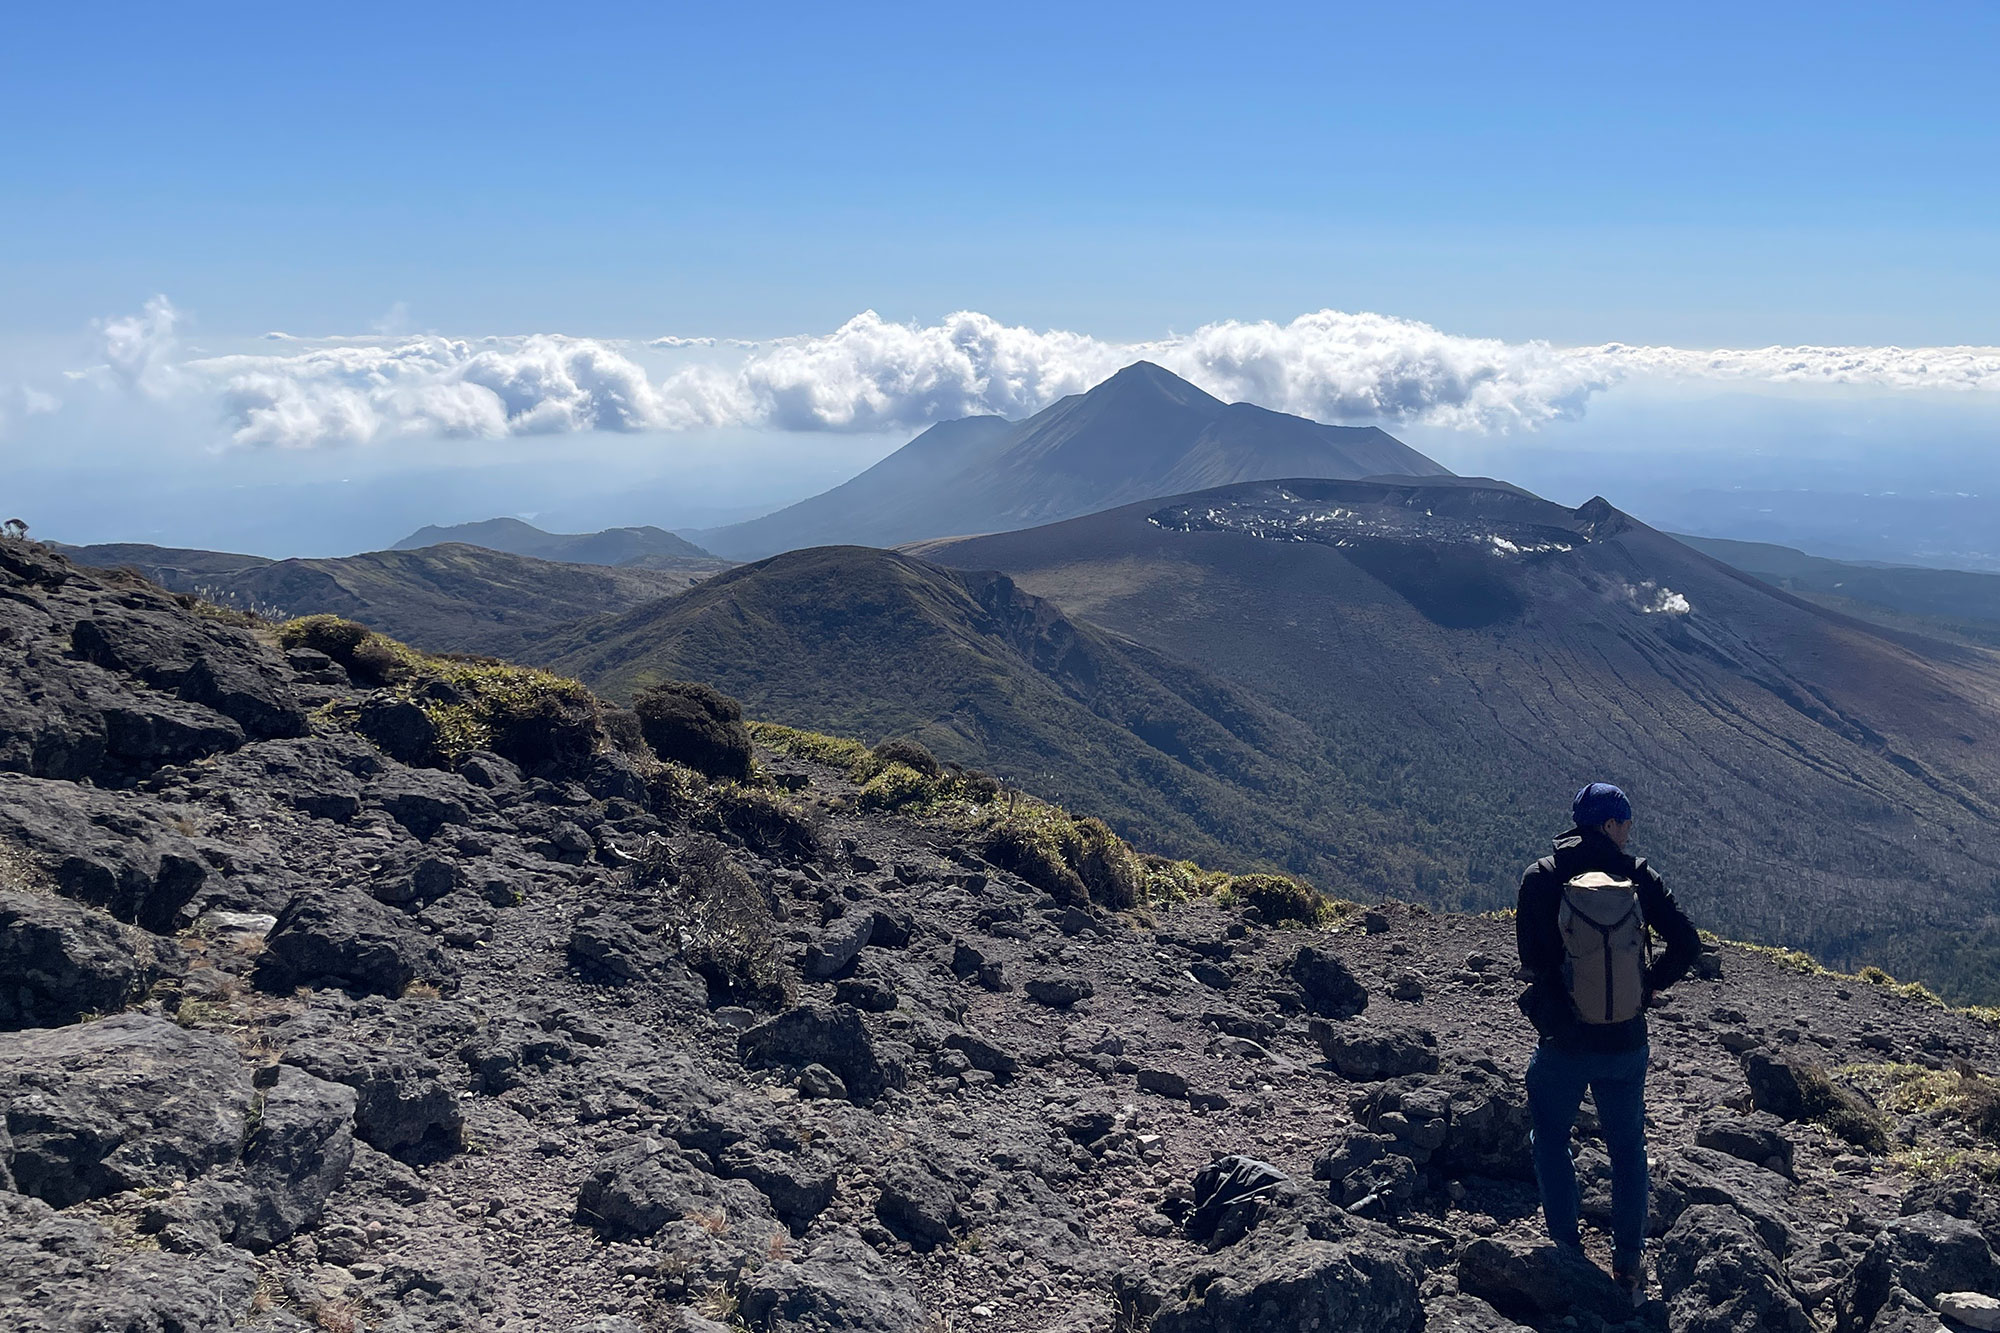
[1558,871,1650,1024]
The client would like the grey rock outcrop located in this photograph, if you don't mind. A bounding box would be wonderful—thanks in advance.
[0,888,180,1029]
[738,1004,905,1102]
[0,1013,252,1207]
[256,887,448,996]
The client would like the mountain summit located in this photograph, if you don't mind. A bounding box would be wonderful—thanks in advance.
[699,361,1450,558]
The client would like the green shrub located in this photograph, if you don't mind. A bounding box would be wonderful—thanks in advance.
[867,738,941,780]
[633,681,753,781]
[746,722,870,771]
[277,614,370,664]
[289,616,608,773]
[713,784,825,860]
[346,636,411,686]
[1228,873,1322,925]
[1139,856,1232,905]
[983,819,1087,905]
[1068,817,1141,910]
[858,762,937,811]
[980,810,1141,910]
[1791,1063,1891,1154]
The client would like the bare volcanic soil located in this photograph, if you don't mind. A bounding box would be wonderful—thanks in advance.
[4,538,2000,1333]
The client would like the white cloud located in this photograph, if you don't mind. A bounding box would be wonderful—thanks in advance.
[59,298,2000,450]
[96,294,184,396]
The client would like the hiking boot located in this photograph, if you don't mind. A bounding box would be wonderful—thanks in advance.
[1613,1259,1645,1307]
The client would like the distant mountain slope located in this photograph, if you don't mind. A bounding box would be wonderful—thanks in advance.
[531,545,1348,871]
[699,361,1449,558]
[62,541,725,659]
[907,478,2000,1002]
[394,517,716,565]
[1678,532,2000,648]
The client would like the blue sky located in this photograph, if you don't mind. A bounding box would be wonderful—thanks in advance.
[4,2,1998,559]
[7,2,1996,344]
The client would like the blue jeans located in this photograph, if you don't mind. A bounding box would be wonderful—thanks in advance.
[1526,1041,1650,1267]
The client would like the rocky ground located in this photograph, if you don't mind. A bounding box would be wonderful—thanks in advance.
[5,535,2000,1333]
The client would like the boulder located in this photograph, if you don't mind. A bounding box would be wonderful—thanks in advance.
[371,771,478,841]
[281,1037,463,1156]
[0,775,207,931]
[567,914,672,985]
[1313,1131,1422,1215]
[457,750,523,790]
[1626,1145,1800,1259]
[1423,1293,1534,1331]
[1024,975,1094,1008]
[256,888,448,997]
[228,1064,357,1249]
[1939,1293,2000,1331]
[1742,1051,1888,1153]
[1310,1020,1438,1080]
[1656,1204,1811,1333]
[802,909,875,980]
[1903,1174,2000,1256]
[738,1230,931,1333]
[1695,1112,1797,1178]
[0,1013,250,1207]
[721,1142,839,1235]
[943,1030,1019,1077]
[0,1189,261,1333]
[1151,1209,1424,1333]
[1348,1061,1533,1181]
[1456,1237,1635,1326]
[1838,1211,2000,1333]
[577,1136,780,1243]
[67,607,304,740]
[1289,945,1368,1018]
[874,1160,962,1249]
[355,693,438,765]
[738,1004,904,1102]
[0,888,181,1030]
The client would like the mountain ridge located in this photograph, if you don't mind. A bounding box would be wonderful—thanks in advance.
[59,540,730,659]
[394,516,717,565]
[698,361,1450,559]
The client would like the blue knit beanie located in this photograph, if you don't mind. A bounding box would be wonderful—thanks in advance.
[1573,782,1633,828]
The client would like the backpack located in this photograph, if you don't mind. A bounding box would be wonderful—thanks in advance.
[1558,871,1650,1024]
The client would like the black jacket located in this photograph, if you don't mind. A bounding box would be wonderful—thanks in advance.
[1515,826,1701,1052]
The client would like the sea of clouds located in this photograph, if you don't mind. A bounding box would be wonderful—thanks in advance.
[33,298,2000,450]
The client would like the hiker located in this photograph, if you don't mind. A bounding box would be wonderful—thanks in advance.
[1515,782,1701,1304]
